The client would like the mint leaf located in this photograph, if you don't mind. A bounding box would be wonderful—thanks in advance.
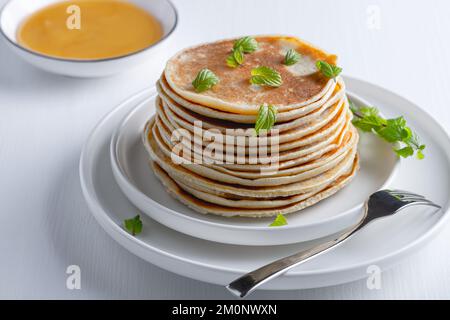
[124,215,143,236]
[250,66,282,87]
[316,60,342,81]
[269,214,288,227]
[192,69,219,92]
[255,104,277,135]
[352,105,386,132]
[353,114,385,132]
[359,106,380,117]
[417,149,425,160]
[226,55,239,68]
[232,46,244,65]
[376,117,409,142]
[226,46,244,68]
[284,49,301,66]
[394,146,414,158]
[233,36,258,53]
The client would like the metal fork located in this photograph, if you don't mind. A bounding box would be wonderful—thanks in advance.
[226,190,441,298]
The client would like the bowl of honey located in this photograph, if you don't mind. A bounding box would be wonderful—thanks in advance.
[0,0,178,77]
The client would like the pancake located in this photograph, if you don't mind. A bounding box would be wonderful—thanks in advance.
[151,155,359,217]
[159,80,346,132]
[154,108,351,165]
[157,74,344,123]
[155,94,351,156]
[152,103,356,173]
[144,117,358,198]
[164,36,338,114]
[155,115,358,179]
[156,94,349,144]
[148,118,357,187]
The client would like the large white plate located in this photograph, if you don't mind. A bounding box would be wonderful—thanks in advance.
[110,91,399,245]
[80,77,450,290]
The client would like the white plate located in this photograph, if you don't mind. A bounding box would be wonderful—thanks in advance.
[0,0,177,77]
[80,77,450,290]
[110,91,399,245]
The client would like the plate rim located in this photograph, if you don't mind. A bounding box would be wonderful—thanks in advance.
[79,76,450,280]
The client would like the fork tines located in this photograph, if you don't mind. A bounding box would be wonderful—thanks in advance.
[388,189,442,209]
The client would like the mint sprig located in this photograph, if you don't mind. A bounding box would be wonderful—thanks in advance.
[250,66,282,87]
[233,36,258,53]
[350,100,425,159]
[269,214,288,227]
[284,49,301,66]
[255,104,277,135]
[124,215,143,236]
[226,46,244,68]
[316,60,342,82]
[226,36,258,68]
[192,68,219,92]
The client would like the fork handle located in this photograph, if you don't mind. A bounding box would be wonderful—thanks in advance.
[226,223,363,298]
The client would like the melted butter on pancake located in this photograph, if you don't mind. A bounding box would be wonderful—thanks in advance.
[165,36,337,108]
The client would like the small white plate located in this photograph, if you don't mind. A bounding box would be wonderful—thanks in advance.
[0,0,177,77]
[110,90,399,246]
[80,77,450,290]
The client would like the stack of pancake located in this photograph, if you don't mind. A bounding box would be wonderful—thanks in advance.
[143,36,359,218]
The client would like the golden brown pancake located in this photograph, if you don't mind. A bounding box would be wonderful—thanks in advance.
[164,36,338,114]
[147,116,358,187]
[143,116,358,197]
[158,81,345,132]
[157,73,343,123]
[151,156,359,217]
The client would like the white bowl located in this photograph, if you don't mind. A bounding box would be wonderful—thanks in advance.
[0,0,178,77]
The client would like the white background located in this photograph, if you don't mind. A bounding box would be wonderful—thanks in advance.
[1,0,450,299]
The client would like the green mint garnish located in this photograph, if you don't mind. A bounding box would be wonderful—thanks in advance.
[250,66,282,87]
[316,60,342,82]
[350,100,425,159]
[269,214,288,227]
[255,104,277,135]
[226,46,244,68]
[284,49,301,66]
[227,36,258,68]
[192,68,219,92]
[233,36,258,53]
[124,215,143,236]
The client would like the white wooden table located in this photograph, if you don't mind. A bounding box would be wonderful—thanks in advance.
[1,0,449,299]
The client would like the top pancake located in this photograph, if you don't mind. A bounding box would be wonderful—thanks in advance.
[165,35,338,115]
